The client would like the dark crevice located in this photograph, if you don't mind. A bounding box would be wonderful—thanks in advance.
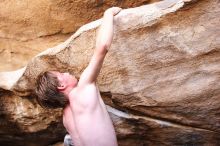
[102,91,219,133]
[116,102,217,133]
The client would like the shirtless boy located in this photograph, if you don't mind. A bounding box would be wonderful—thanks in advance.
[35,7,122,146]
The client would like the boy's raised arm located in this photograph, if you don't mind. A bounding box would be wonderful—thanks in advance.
[78,7,121,86]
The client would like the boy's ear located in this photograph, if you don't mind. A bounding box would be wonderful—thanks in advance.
[57,84,66,90]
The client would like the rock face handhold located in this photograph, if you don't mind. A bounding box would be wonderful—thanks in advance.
[0,0,220,146]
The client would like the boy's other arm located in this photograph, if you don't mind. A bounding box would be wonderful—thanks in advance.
[78,7,121,86]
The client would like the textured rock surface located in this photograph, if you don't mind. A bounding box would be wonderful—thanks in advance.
[0,0,159,71]
[0,0,220,146]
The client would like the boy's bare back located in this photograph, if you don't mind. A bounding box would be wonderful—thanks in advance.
[63,83,117,146]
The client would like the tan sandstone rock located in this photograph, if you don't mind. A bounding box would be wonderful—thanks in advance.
[0,0,159,71]
[0,0,219,145]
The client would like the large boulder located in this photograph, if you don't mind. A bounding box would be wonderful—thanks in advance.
[0,0,219,145]
[0,0,158,71]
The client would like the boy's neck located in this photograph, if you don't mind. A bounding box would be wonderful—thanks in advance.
[62,87,74,99]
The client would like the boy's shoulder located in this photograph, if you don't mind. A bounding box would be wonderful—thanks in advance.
[76,82,97,92]
[68,83,99,110]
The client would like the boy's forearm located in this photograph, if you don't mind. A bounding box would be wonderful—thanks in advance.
[96,12,114,52]
[78,7,121,85]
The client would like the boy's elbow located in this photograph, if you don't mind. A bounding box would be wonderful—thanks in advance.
[96,43,108,55]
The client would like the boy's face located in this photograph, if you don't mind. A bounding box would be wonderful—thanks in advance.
[52,71,78,89]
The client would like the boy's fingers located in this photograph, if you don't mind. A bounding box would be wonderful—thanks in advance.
[112,7,122,15]
[104,7,122,16]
